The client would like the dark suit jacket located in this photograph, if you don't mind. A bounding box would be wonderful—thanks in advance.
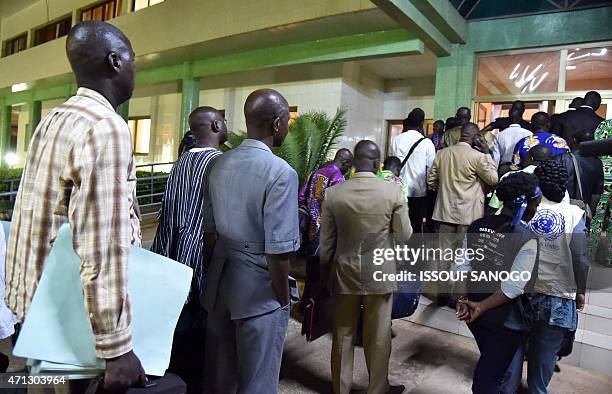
[556,107,604,145]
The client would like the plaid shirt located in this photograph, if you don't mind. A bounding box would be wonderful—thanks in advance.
[5,88,141,359]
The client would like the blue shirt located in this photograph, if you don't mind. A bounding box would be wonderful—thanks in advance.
[512,131,570,165]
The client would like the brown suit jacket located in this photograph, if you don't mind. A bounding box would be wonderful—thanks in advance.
[427,142,498,226]
[319,172,412,295]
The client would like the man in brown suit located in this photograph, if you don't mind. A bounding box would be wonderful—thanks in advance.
[427,123,498,304]
[320,140,412,394]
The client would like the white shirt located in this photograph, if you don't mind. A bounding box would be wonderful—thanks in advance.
[389,130,435,197]
[491,124,533,167]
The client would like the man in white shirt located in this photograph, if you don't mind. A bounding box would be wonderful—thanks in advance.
[491,107,533,168]
[389,108,436,233]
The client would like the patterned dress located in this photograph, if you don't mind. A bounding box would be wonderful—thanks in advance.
[589,120,611,265]
[298,164,345,240]
[377,170,409,199]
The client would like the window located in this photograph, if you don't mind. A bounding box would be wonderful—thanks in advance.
[34,16,72,47]
[128,117,151,155]
[4,34,27,57]
[133,0,164,11]
[289,106,298,125]
[565,46,612,91]
[81,0,122,22]
[477,51,560,96]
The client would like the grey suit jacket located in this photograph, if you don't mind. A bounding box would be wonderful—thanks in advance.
[202,139,300,319]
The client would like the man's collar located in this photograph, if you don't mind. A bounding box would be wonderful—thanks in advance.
[240,138,272,153]
[351,172,377,178]
[568,108,576,111]
[76,87,115,111]
[509,123,521,127]
[580,105,594,110]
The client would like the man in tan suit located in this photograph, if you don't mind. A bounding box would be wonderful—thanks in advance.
[427,122,498,304]
[320,140,412,394]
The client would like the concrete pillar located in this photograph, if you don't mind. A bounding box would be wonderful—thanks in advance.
[180,77,200,135]
[26,100,41,146]
[117,100,130,122]
[0,105,11,167]
[433,44,475,120]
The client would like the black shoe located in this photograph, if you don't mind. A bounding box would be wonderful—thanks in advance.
[387,385,406,394]
[0,353,8,373]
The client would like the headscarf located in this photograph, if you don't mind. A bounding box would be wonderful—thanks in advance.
[511,186,542,227]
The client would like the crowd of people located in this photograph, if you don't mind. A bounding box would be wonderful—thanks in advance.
[0,19,609,394]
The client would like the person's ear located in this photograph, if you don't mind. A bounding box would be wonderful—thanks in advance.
[106,52,121,75]
[272,117,280,133]
[373,160,381,172]
[212,119,222,133]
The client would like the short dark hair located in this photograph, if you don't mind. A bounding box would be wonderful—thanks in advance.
[445,117,458,130]
[535,160,568,203]
[511,100,525,113]
[584,91,602,109]
[496,172,539,203]
[528,144,553,163]
[383,156,402,170]
[403,109,425,130]
[569,97,584,109]
[531,112,549,129]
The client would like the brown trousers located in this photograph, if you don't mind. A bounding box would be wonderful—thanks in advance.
[331,293,392,394]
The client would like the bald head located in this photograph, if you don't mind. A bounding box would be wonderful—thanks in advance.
[66,21,134,108]
[353,140,381,174]
[244,89,290,147]
[456,107,471,125]
[333,148,353,174]
[188,106,228,148]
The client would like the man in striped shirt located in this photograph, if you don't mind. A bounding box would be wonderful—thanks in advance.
[150,106,226,393]
[5,21,144,391]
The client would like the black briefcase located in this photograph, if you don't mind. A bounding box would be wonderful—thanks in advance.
[301,295,333,342]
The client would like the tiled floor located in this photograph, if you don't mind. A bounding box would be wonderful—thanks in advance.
[279,319,612,394]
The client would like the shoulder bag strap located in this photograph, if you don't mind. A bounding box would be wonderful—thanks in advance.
[400,137,427,170]
[570,153,585,202]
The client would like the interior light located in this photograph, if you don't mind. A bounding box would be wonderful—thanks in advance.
[11,83,29,93]
[5,152,18,166]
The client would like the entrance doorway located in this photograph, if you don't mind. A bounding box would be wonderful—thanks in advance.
[474,101,554,129]
[474,98,612,130]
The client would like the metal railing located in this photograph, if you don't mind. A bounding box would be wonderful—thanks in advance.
[0,162,173,220]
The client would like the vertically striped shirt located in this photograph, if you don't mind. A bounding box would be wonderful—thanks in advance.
[150,147,221,295]
[5,87,141,359]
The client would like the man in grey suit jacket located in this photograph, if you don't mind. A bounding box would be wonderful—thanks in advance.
[202,89,300,394]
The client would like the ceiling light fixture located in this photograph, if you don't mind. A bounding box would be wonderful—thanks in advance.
[11,83,29,93]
